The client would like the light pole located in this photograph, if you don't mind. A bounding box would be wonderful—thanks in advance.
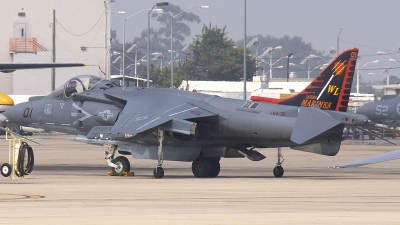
[384,68,390,85]
[148,2,169,88]
[246,38,259,75]
[356,60,379,93]
[300,54,328,78]
[151,52,163,69]
[377,51,400,63]
[185,53,192,91]
[260,55,287,76]
[290,63,327,78]
[123,9,163,88]
[243,0,247,100]
[112,55,122,76]
[260,46,282,78]
[286,53,293,82]
[170,5,209,89]
[125,44,138,86]
[261,46,282,79]
[337,26,344,56]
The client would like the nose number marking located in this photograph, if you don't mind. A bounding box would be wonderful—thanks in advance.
[23,108,33,118]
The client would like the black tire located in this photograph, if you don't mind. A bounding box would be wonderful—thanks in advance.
[368,134,375,140]
[273,166,284,177]
[153,167,164,179]
[1,163,12,177]
[192,157,212,178]
[353,131,360,140]
[111,156,130,176]
[7,123,21,135]
[208,158,220,177]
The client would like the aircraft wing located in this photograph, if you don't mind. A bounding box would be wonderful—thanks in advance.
[111,95,218,136]
[0,62,89,73]
[335,149,400,168]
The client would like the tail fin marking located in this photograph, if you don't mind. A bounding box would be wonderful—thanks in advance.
[251,48,359,112]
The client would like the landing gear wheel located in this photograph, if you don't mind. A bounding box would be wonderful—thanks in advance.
[111,156,130,176]
[1,163,12,177]
[153,167,164,179]
[208,158,220,177]
[192,157,212,178]
[368,134,375,140]
[7,124,21,135]
[273,166,284,177]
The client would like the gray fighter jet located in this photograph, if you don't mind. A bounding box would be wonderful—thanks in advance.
[357,95,400,127]
[0,48,368,178]
[335,94,400,168]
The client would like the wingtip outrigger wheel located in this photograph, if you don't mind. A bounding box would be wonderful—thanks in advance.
[153,167,164,179]
[273,147,285,177]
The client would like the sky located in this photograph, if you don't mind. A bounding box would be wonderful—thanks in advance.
[111,0,400,82]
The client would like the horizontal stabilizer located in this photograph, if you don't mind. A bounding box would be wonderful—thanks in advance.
[291,106,340,144]
[237,149,266,161]
[335,149,400,168]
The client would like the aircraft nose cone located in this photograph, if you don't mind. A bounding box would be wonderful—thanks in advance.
[0,113,9,126]
[356,103,375,118]
[4,103,25,125]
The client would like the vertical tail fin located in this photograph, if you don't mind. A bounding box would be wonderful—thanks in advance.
[251,48,359,112]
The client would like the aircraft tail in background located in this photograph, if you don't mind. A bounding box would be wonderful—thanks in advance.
[251,48,359,112]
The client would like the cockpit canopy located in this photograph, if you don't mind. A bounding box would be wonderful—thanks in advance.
[48,75,103,99]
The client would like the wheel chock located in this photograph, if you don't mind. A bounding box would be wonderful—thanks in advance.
[107,171,135,176]
[124,172,135,176]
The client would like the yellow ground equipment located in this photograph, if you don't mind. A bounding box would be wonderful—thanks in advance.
[1,130,34,179]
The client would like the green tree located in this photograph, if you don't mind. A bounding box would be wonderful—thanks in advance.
[175,24,256,82]
[124,4,201,80]
[152,4,201,51]
[111,29,118,44]
[384,75,400,85]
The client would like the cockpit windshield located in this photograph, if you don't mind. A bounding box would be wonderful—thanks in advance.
[48,75,103,99]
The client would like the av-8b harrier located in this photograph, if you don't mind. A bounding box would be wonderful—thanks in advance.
[0,48,369,178]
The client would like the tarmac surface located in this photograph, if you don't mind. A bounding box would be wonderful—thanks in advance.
[1,135,400,225]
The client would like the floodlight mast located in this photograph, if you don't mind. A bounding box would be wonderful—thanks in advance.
[356,60,379,93]
[170,5,209,89]
[147,2,169,87]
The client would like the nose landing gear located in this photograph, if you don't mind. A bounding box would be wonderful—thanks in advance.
[106,145,131,176]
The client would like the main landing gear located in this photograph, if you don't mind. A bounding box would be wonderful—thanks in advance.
[192,156,220,178]
[153,128,165,179]
[105,145,130,176]
[152,128,221,179]
[273,147,284,177]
